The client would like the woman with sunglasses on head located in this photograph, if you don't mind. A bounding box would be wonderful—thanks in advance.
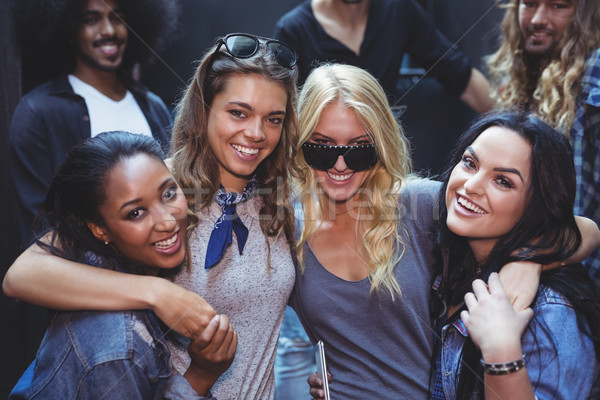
[430,112,600,399]
[293,64,600,400]
[4,33,299,399]
[9,131,235,399]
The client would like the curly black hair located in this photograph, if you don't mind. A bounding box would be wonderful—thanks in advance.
[13,0,181,90]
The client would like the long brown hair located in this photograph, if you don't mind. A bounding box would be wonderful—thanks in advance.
[170,36,299,253]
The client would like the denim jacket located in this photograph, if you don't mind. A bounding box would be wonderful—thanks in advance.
[9,309,215,400]
[436,285,600,399]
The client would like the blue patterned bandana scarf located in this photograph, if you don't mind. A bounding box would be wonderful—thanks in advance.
[204,175,258,269]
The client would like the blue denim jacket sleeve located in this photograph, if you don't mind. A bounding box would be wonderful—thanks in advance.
[438,285,600,399]
[79,368,219,400]
[76,359,167,399]
[9,310,184,399]
[520,287,600,399]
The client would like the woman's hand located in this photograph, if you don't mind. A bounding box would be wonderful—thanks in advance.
[498,261,541,312]
[308,371,332,400]
[150,279,216,338]
[461,273,533,361]
[183,314,238,395]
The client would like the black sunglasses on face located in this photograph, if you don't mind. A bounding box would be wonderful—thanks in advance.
[214,33,297,69]
[302,142,378,171]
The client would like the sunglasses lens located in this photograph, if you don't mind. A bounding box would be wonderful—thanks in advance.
[267,42,297,68]
[224,35,258,57]
[344,146,377,171]
[303,143,377,171]
[302,144,338,170]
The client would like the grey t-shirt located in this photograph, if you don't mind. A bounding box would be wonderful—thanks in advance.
[170,195,295,400]
[290,179,441,399]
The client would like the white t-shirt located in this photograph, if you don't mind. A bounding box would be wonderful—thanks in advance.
[68,74,152,137]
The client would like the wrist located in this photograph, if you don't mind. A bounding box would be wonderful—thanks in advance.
[144,275,168,310]
[481,354,526,375]
[480,341,522,363]
[183,364,219,396]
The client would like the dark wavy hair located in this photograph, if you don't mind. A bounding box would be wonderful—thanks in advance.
[13,0,180,87]
[429,112,600,398]
[36,131,165,268]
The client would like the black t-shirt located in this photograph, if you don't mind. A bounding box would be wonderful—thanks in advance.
[273,0,472,98]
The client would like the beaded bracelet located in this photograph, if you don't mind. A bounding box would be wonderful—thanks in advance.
[480,354,526,375]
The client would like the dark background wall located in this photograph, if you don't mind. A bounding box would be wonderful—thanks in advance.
[0,0,26,396]
[0,0,502,396]
[143,0,304,111]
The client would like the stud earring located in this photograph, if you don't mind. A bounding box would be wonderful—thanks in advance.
[104,240,110,245]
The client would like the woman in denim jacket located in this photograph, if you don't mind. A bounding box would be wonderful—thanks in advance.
[9,132,235,399]
[430,112,600,399]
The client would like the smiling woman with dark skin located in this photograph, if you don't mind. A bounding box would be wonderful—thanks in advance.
[8,132,236,399]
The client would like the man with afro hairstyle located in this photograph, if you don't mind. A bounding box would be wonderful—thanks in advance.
[9,0,180,249]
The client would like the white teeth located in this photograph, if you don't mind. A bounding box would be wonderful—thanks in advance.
[457,196,486,214]
[99,44,117,53]
[327,171,353,181]
[531,31,550,38]
[232,144,259,156]
[154,232,178,248]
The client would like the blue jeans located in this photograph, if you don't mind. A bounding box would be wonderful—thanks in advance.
[275,307,316,400]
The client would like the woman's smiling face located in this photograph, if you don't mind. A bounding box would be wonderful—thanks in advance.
[206,72,288,193]
[445,126,532,260]
[309,101,373,204]
[89,153,188,269]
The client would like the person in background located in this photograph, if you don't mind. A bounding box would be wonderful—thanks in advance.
[274,306,316,400]
[272,0,493,113]
[9,131,236,399]
[430,112,600,399]
[9,0,179,249]
[486,0,600,286]
[4,32,299,399]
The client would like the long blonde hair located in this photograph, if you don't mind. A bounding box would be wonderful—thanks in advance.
[294,64,412,299]
[487,0,600,133]
[170,37,299,253]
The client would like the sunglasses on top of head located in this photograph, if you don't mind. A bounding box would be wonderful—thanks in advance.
[214,33,297,69]
[302,142,378,171]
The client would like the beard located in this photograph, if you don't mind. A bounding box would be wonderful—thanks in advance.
[524,42,559,60]
[76,50,121,72]
[75,37,126,73]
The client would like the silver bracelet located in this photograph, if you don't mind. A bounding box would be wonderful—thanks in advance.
[480,354,526,375]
